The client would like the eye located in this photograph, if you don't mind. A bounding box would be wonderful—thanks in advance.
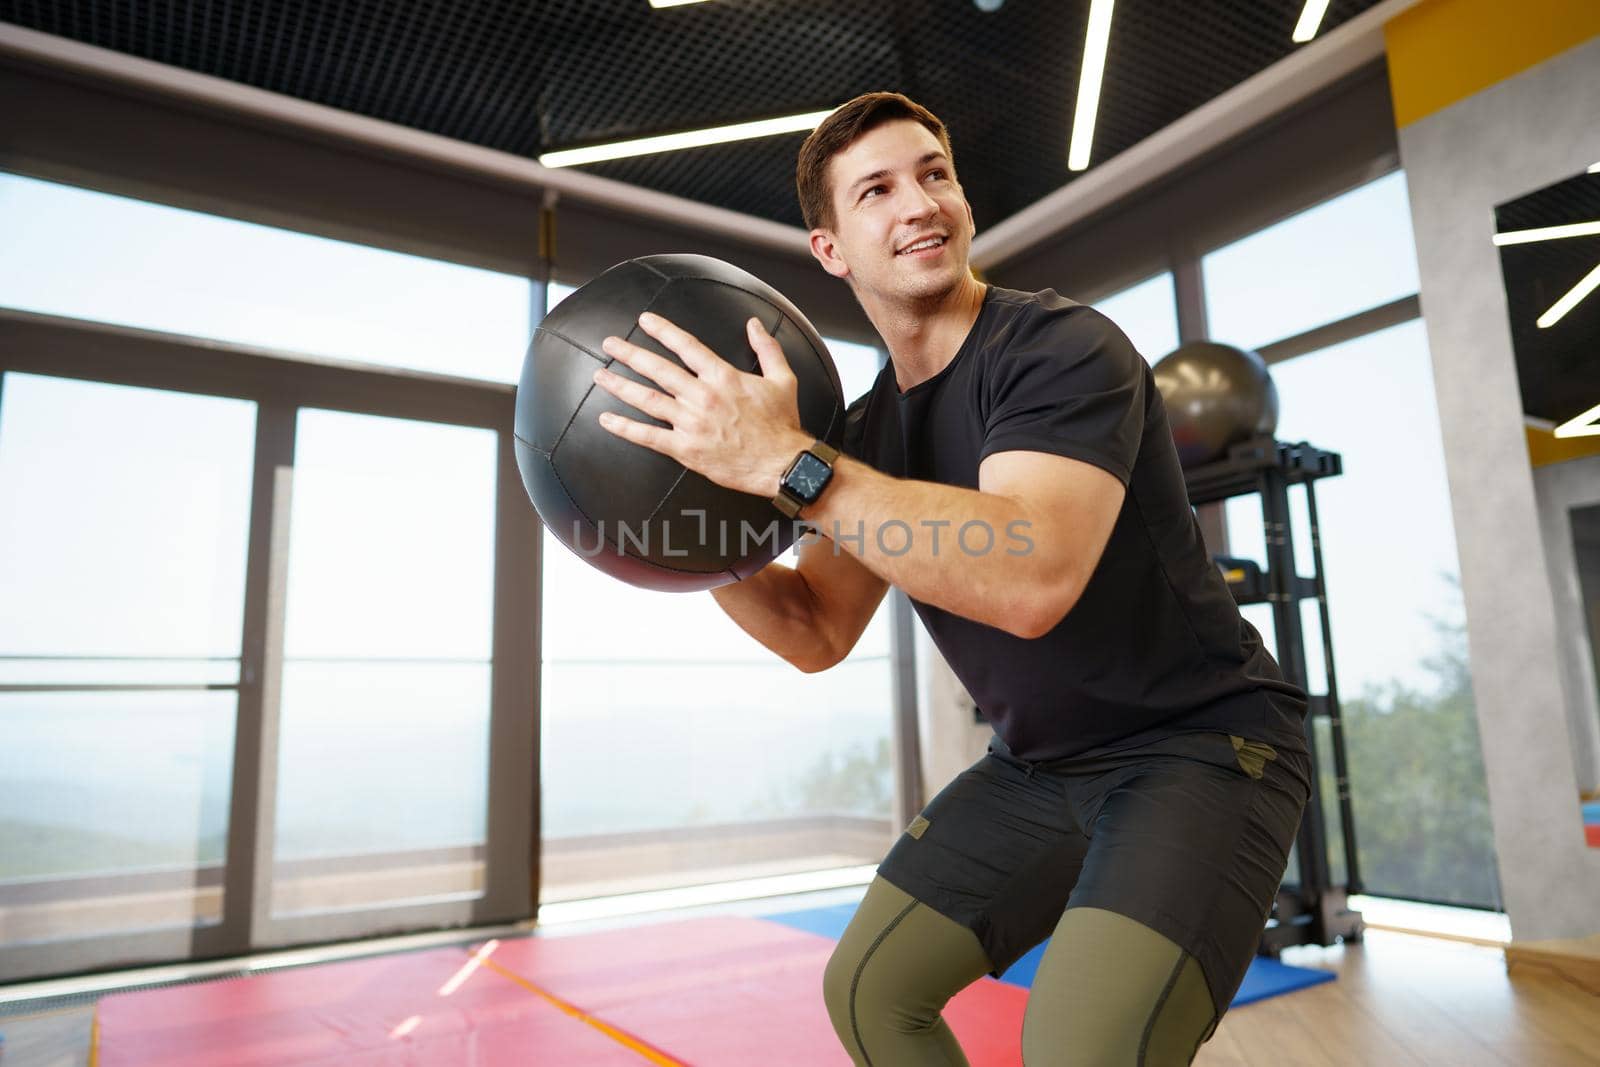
[924,168,948,182]
[861,184,887,200]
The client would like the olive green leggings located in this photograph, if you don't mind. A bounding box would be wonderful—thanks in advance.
[822,878,1217,1066]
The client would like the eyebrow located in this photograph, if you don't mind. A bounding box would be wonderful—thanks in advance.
[846,151,949,196]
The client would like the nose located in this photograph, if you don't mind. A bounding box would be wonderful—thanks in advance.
[895,181,940,224]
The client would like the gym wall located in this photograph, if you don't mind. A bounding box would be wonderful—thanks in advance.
[1387,0,1600,941]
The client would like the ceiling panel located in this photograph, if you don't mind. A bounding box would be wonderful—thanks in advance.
[0,0,1385,230]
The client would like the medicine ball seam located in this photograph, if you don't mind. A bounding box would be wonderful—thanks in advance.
[656,274,787,374]
[654,269,836,377]
[532,324,610,367]
[517,439,712,583]
[531,324,610,459]
[639,467,692,527]
[632,257,671,280]
[539,452,720,576]
[510,433,547,456]
[544,459,739,579]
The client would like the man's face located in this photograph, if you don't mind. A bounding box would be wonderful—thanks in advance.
[814,119,977,306]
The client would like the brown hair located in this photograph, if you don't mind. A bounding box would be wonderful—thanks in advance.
[795,92,954,232]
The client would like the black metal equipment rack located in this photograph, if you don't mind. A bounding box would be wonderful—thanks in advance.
[1184,436,1365,954]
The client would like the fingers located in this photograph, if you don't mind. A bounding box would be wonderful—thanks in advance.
[747,318,796,382]
[633,311,729,381]
[597,410,677,457]
[592,365,678,424]
[600,331,702,399]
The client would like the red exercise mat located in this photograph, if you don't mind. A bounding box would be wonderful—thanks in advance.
[94,917,1029,1065]
[93,944,649,1067]
[484,916,1028,1066]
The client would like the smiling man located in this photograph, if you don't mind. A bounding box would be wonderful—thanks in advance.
[591,92,1312,1066]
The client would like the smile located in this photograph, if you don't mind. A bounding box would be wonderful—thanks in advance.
[897,235,947,256]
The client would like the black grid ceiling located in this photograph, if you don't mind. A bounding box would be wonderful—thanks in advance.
[1494,170,1600,426]
[2,0,1383,231]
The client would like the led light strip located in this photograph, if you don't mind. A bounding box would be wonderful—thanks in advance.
[1492,220,1600,245]
[1536,260,1600,329]
[1555,400,1600,439]
[540,110,835,168]
[1068,0,1116,172]
[1292,0,1331,43]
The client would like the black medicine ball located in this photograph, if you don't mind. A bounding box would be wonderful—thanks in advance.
[513,254,845,592]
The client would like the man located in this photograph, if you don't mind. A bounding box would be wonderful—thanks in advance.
[590,92,1311,1066]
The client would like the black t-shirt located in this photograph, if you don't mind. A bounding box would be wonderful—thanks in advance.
[841,285,1308,762]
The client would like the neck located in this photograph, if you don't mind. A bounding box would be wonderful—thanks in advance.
[864,274,988,393]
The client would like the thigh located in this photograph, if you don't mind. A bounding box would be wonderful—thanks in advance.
[876,748,1092,978]
[1022,907,1216,1067]
[1066,735,1308,1019]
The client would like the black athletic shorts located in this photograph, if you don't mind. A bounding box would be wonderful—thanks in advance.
[876,729,1313,1018]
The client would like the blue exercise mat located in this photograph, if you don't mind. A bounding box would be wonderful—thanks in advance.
[1582,800,1600,824]
[764,903,1334,1007]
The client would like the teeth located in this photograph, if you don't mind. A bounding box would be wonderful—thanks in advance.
[900,237,944,254]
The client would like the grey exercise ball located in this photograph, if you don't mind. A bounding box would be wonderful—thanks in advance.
[1152,341,1279,469]
[513,254,845,592]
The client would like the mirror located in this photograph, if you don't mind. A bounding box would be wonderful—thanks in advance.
[1495,164,1600,849]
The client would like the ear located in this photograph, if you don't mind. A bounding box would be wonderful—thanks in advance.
[809,228,851,281]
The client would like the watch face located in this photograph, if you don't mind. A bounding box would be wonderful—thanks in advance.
[787,452,833,501]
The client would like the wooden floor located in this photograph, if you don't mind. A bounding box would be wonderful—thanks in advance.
[1201,932,1600,1066]
[1,929,1595,1065]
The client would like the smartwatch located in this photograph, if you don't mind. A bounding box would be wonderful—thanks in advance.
[772,440,840,518]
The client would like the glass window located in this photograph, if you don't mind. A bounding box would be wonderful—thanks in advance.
[1094,272,1180,364]
[273,410,498,914]
[1222,321,1498,907]
[539,526,894,901]
[538,281,893,899]
[0,373,255,943]
[0,173,531,382]
[1203,172,1420,350]
[830,337,885,404]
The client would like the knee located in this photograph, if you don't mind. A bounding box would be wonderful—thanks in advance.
[821,940,856,1035]
[822,938,940,1044]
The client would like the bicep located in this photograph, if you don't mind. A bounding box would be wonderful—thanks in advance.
[795,528,890,666]
[979,449,1126,597]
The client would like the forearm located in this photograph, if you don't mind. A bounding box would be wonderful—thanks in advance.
[710,562,833,672]
[801,456,1070,638]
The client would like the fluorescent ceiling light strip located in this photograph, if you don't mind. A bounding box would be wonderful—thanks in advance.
[1292,0,1331,42]
[1068,0,1116,172]
[1493,220,1600,245]
[1555,400,1600,439]
[1589,161,1600,173]
[540,110,834,168]
[650,0,714,7]
[1537,260,1600,328]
